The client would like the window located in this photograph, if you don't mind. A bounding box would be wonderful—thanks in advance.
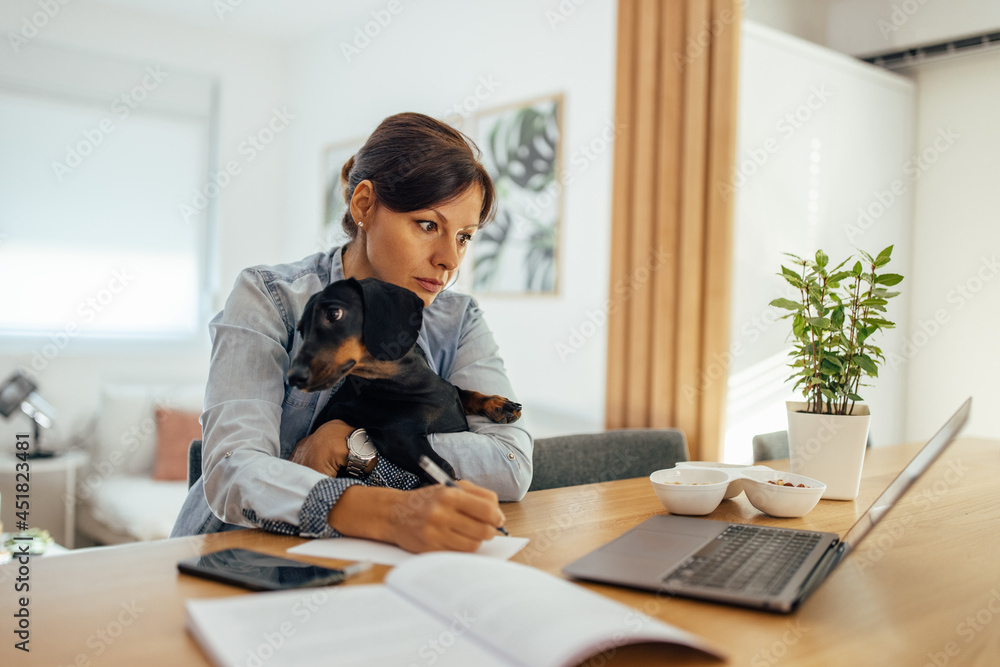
[0,43,216,345]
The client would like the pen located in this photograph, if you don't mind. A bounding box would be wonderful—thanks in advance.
[418,455,510,536]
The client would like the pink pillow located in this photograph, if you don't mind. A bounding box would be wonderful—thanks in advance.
[152,408,202,481]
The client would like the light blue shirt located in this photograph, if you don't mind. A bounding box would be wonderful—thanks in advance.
[171,246,532,539]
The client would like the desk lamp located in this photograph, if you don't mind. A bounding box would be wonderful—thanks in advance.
[0,371,57,458]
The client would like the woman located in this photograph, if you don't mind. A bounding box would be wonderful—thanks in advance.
[171,112,532,553]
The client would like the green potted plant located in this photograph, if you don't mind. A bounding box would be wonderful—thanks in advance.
[770,246,903,499]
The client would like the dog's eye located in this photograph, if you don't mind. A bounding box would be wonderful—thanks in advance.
[325,307,343,322]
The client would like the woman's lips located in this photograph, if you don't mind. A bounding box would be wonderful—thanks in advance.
[415,278,443,293]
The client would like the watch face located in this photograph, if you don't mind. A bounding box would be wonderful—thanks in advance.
[349,431,376,459]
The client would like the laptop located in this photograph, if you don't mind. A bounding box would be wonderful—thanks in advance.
[563,398,972,613]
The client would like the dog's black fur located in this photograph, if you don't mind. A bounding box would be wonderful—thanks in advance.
[287,277,521,483]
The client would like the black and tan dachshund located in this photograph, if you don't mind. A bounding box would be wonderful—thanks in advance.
[287,277,521,484]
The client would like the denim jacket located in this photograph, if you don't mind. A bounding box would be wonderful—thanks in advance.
[171,246,532,539]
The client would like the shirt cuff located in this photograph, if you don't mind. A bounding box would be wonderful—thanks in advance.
[367,454,423,491]
[298,476,363,538]
[297,457,423,538]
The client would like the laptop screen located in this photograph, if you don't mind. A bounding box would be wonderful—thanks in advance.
[840,398,971,551]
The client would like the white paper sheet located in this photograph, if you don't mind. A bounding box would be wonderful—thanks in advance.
[287,535,529,566]
[186,584,509,667]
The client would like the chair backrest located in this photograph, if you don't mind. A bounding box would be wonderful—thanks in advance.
[752,429,873,462]
[185,430,689,492]
[752,430,789,463]
[188,439,203,489]
[528,428,689,492]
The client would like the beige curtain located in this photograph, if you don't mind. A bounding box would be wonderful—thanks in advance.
[605,0,741,461]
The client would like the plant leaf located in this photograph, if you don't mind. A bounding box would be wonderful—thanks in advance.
[875,273,904,286]
[875,245,893,267]
[855,354,878,376]
[827,271,853,284]
[820,359,841,375]
[792,313,806,337]
[770,298,803,311]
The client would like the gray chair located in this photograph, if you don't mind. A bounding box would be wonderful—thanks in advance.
[188,439,203,489]
[528,429,689,492]
[188,429,691,492]
[751,430,789,463]
[752,429,872,463]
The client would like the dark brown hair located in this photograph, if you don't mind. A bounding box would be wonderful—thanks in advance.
[340,112,497,239]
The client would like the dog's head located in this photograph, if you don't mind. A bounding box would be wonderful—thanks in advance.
[286,277,424,392]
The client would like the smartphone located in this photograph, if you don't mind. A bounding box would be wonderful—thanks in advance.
[178,548,368,591]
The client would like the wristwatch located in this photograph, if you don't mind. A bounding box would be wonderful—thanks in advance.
[343,428,378,478]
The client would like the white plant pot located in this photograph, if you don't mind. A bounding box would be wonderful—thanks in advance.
[786,401,871,501]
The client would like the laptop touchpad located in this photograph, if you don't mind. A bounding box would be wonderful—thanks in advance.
[605,529,707,561]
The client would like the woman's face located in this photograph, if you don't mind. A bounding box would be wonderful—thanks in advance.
[350,184,482,307]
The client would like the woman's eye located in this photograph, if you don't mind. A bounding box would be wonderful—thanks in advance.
[417,220,437,232]
[326,307,343,321]
[458,233,474,246]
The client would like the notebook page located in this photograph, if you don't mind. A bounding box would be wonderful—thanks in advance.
[287,534,529,566]
[386,553,725,667]
[186,584,511,667]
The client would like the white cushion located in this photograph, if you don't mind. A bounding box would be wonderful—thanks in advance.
[83,475,189,542]
[96,383,204,476]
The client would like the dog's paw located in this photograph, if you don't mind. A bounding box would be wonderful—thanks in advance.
[480,397,522,424]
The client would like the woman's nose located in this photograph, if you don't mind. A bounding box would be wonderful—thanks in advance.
[434,239,460,271]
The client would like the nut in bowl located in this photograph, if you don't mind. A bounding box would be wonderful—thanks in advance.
[649,468,730,516]
[740,470,826,518]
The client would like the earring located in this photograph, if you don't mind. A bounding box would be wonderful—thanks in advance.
[357,221,364,228]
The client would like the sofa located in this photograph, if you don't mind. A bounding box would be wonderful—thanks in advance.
[75,383,203,545]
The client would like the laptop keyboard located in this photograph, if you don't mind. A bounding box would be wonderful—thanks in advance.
[663,525,822,596]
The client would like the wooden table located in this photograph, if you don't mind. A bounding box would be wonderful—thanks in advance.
[1,438,998,666]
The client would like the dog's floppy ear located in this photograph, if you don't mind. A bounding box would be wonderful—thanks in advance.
[297,291,322,336]
[356,278,423,361]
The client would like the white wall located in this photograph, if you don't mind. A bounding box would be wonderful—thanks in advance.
[0,1,290,445]
[743,0,832,46]
[901,48,1000,440]
[725,22,914,461]
[281,0,618,436]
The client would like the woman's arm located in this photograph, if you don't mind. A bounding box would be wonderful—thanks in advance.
[427,299,533,500]
[201,268,359,535]
[292,418,508,550]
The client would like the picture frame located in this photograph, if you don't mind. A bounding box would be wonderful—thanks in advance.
[319,136,365,251]
[468,94,563,295]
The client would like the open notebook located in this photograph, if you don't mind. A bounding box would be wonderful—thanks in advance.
[186,551,724,667]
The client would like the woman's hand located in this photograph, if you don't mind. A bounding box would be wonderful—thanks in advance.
[290,419,354,476]
[328,481,507,553]
[389,480,507,553]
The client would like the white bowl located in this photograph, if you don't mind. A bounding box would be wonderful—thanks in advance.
[649,468,731,516]
[741,470,826,518]
[675,461,760,499]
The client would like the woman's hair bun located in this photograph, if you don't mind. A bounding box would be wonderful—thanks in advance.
[340,154,355,199]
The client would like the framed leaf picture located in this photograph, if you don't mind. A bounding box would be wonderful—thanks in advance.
[470,94,562,295]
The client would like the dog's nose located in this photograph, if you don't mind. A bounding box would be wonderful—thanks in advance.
[286,365,310,389]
